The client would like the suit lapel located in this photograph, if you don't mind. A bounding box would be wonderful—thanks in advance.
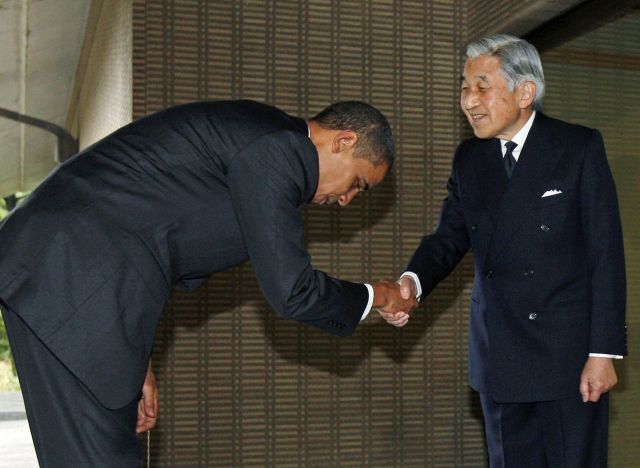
[484,113,562,265]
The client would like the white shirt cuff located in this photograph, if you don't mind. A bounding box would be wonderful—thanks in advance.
[589,353,623,359]
[400,271,422,300]
[361,283,374,320]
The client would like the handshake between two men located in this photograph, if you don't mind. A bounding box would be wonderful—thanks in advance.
[372,276,419,327]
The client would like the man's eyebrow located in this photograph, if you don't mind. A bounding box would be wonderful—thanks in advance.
[460,75,488,82]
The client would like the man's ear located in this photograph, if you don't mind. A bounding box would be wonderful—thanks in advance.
[518,81,536,109]
[331,130,358,153]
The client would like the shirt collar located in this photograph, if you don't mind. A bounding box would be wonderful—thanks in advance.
[500,110,536,158]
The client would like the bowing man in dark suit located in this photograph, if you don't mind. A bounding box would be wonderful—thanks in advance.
[381,35,627,467]
[0,100,416,467]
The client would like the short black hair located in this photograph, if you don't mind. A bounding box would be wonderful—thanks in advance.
[311,101,395,168]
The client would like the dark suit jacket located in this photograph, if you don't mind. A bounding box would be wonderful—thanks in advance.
[406,112,627,403]
[0,100,368,408]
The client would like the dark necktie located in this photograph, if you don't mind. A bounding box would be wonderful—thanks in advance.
[504,141,518,179]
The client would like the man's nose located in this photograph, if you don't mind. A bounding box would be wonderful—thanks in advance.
[338,188,359,206]
[462,91,478,110]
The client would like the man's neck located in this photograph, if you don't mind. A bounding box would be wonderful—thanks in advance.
[501,110,536,145]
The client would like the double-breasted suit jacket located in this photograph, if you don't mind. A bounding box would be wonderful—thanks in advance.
[0,100,369,408]
[407,112,627,403]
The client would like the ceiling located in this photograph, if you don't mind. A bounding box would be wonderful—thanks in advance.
[0,0,90,197]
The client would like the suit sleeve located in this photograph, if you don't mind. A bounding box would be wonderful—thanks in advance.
[405,147,471,296]
[226,131,368,336]
[580,129,627,355]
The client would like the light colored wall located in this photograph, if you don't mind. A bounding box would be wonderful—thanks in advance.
[67,0,132,150]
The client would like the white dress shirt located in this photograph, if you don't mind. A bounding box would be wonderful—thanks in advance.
[500,111,536,161]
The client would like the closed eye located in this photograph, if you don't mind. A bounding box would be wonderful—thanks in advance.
[354,180,369,192]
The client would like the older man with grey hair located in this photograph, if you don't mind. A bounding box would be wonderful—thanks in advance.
[382,34,627,467]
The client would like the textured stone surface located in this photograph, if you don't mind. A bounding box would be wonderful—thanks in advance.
[0,392,37,467]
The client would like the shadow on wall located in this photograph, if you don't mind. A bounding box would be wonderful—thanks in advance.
[258,261,469,377]
[151,169,400,369]
[607,153,640,409]
[149,166,478,420]
[150,262,467,378]
[303,168,398,244]
[150,273,465,378]
[610,153,640,263]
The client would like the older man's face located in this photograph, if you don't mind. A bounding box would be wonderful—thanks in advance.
[460,55,529,140]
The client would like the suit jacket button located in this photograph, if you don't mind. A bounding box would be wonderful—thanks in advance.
[486,270,494,278]
[529,313,537,320]
[540,224,550,232]
[471,224,478,232]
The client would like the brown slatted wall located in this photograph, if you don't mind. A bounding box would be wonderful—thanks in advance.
[466,0,518,40]
[540,13,640,465]
[133,1,487,466]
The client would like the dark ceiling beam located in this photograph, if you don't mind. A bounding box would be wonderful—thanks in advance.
[525,0,640,52]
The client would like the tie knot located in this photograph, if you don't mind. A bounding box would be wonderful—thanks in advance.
[505,141,517,154]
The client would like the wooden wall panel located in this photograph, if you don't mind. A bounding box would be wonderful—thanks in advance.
[129,0,504,466]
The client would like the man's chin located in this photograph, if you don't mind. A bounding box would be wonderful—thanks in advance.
[469,124,496,140]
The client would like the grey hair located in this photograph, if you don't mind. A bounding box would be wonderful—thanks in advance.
[466,34,545,110]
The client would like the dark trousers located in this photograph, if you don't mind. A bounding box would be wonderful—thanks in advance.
[480,392,609,468]
[1,305,143,467]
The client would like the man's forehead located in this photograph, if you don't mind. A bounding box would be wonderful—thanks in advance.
[462,56,502,78]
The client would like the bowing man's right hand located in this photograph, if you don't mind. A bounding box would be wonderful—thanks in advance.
[373,277,418,327]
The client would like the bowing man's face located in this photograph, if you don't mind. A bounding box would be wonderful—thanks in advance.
[312,127,388,206]
[313,155,388,206]
[460,55,535,140]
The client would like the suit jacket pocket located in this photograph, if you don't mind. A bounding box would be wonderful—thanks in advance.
[531,300,589,351]
[534,195,574,208]
[0,228,123,341]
